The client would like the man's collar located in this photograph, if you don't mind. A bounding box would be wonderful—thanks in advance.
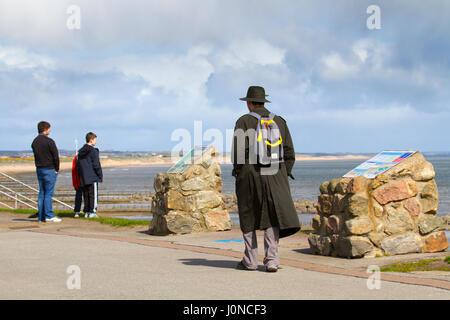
[251,106,270,116]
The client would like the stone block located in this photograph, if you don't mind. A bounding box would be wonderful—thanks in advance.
[326,215,343,234]
[373,178,418,205]
[404,197,421,217]
[384,204,414,235]
[380,232,423,255]
[419,180,438,214]
[418,214,443,235]
[333,236,374,258]
[320,181,330,194]
[308,234,332,256]
[347,194,369,217]
[317,194,333,215]
[345,216,373,235]
[422,231,449,253]
[204,208,231,231]
[346,176,368,194]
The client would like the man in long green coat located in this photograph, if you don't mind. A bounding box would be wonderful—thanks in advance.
[232,86,300,272]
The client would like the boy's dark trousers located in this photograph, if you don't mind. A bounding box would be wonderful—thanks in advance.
[83,182,98,213]
[74,187,86,213]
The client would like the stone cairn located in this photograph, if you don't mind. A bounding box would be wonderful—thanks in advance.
[149,147,231,235]
[309,152,448,258]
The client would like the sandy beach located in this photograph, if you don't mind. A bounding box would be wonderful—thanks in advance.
[0,154,370,175]
[294,154,370,161]
[0,158,172,175]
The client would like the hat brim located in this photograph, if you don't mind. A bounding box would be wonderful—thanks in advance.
[239,97,271,103]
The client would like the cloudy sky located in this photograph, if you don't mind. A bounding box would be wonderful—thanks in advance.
[0,0,449,153]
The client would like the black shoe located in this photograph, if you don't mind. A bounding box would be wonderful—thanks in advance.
[28,213,39,219]
[236,261,256,271]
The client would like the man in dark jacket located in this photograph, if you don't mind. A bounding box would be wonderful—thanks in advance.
[232,86,300,272]
[31,121,61,222]
[76,132,103,218]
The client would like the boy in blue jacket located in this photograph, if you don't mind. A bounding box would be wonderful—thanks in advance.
[76,132,103,218]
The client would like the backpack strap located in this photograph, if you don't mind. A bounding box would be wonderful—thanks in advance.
[248,112,277,120]
[248,112,261,120]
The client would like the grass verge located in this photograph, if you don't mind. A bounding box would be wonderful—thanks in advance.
[0,208,73,216]
[88,216,149,227]
[0,208,149,227]
[380,259,450,272]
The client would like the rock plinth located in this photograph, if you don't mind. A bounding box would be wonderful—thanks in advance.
[308,152,448,258]
[148,147,231,235]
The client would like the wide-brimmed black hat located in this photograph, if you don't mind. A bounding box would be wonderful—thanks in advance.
[239,86,271,103]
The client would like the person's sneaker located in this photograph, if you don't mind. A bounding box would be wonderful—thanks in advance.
[46,217,62,222]
[74,212,80,218]
[89,213,98,218]
[236,261,256,271]
[84,213,90,218]
[28,213,39,219]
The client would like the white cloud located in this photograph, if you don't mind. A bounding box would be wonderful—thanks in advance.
[215,39,286,69]
[353,45,368,63]
[51,45,215,105]
[137,88,152,104]
[351,39,390,70]
[119,46,214,100]
[0,1,449,152]
[0,0,296,50]
[0,45,54,70]
[318,37,448,97]
[319,39,393,80]
[320,52,359,79]
[298,103,421,127]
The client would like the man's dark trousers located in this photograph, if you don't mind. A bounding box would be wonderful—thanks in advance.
[83,183,98,213]
[74,187,86,213]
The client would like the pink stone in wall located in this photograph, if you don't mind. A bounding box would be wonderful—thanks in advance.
[404,198,421,217]
[373,179,417,205]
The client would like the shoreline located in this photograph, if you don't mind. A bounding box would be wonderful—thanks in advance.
[0,154,370,175]
[0,158,174,175]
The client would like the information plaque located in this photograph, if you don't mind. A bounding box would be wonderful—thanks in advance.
[343,150,416,179]
[167,145,211,174]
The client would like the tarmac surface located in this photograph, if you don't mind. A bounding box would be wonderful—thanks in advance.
[0,212,449,300]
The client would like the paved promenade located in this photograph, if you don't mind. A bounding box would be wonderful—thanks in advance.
[0,212,449,299]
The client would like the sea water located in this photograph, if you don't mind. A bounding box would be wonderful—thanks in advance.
[11,157,450,216]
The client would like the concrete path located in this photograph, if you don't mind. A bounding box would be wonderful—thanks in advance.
[0,212,449,300]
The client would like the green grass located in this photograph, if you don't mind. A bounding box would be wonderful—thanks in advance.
[0,208,73,216]
[445,256,450,264]
[297,229,313,235]
[380,259,450,272]
[0,208,149,227]
[89,216,149,227]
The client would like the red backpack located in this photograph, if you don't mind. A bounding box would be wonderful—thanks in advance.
[72,155,81,190]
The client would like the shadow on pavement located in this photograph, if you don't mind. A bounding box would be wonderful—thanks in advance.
[292,248,312,255]
[179,258,241,270]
